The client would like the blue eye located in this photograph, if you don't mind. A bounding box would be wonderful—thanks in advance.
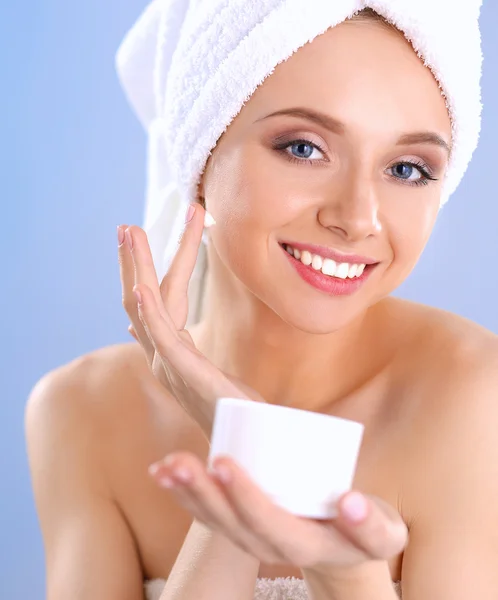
[272,138,326,165]
[290,142,315,159]
[389,161,438,187]
[272,138,439,187]
[393,164,416,179]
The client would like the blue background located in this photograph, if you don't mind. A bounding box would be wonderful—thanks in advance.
[2,1,497,597]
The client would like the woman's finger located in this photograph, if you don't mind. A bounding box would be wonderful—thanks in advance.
[135,283,180,354]
[150,453,271,559]
[136,282,248,401]
[159,203,205,330]
[135,284,223,432]
[125,226,167,319]
[209,457,320,565]
[128,324,139,341]
[118,225,154,360]
[151,466,213,528]
[334,492,409,560]
[211,458,360,568]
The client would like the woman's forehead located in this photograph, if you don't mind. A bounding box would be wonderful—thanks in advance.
[235,21,451,138]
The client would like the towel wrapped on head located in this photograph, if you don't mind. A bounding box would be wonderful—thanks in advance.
[116,0,484,324]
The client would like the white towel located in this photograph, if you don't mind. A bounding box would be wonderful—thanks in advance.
[144,577,402,600]
[115,0,483,322]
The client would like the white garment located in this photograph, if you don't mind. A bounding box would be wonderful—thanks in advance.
[144,576,402,599]
[116,0,484,295]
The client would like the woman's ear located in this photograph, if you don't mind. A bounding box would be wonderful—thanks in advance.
[197,190,206,209]
[197,148,218,209]
[194,161,204,207]
[196,169,208,209]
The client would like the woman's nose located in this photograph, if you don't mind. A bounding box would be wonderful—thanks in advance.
[317,173,382,242]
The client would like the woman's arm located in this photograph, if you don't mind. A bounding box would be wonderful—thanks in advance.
[304,343,498,600]
[26,369,144,600]
[160,520,259,600]
[303,561,399,600]
[390,351,498,600]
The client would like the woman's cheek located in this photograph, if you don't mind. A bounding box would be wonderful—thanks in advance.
[389,213,437,283]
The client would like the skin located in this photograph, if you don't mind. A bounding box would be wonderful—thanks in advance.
[26,16,498,600]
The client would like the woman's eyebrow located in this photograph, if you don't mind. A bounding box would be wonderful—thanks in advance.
[396,132,452,156]
[256,107,452,156]
[256,107,345,135]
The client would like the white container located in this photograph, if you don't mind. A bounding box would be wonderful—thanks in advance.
[208,398,365,519]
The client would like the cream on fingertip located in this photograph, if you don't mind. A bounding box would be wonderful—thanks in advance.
[204,211,216,228]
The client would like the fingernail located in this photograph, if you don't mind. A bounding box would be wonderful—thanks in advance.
[185,204,196,223]
[204,211,216,228]
[125,228,133,250]
[117,225,125,246]
[163,455,176,468]
[148,464,176,489]
[148,462,162,477]
[212,463,232,484]
[133,288,142,305]
[342,492,368,522]
[173,467,193,484]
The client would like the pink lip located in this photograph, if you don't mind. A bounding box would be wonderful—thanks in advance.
[280,241,379,265]
[281,245,376,296]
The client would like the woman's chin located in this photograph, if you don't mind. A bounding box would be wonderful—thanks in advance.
[274,304,364,336]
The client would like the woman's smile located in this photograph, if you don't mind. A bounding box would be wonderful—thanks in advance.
[280,242,378,296]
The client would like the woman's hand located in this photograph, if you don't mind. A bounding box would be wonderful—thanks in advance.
[149,451,409,577]
[118,204,264,440]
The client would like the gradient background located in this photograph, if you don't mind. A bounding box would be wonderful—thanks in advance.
[2,1,497,597]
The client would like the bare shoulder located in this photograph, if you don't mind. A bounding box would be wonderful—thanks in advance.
[26,342,208,496]
[383,302,498,595]
[386,299,498,516]
[384,297,497,374]
[25,345,177,598]
[409,298,498,415]
[386,298,498,415]
[26,342,204,452]
[26,342,208,582]
[26,343,143,472]
[418,301,498,437]
[28,342,161,416]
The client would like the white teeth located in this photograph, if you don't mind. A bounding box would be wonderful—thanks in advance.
[321,258,337,276]
[284,244,368,279]
[348,264,358,278]
[311,255,323,270]
[335,263,349,279]
[301,250,312,266]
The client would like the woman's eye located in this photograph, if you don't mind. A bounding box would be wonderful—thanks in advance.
[390,163,422,181]
[388,161,439,186]
[287,140,323,160]
[273,139,325,164]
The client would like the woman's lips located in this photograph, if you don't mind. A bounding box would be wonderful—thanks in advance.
[280,240,378,265]
[280,244,376,296]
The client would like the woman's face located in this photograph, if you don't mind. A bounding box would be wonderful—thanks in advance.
[201,18,452,334]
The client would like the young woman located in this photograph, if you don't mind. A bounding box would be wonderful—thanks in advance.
[26,2,497,599]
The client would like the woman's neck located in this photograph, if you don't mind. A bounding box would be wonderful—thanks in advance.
[192,289,390,413]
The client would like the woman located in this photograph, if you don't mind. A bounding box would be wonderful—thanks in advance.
[26,1,497,599]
